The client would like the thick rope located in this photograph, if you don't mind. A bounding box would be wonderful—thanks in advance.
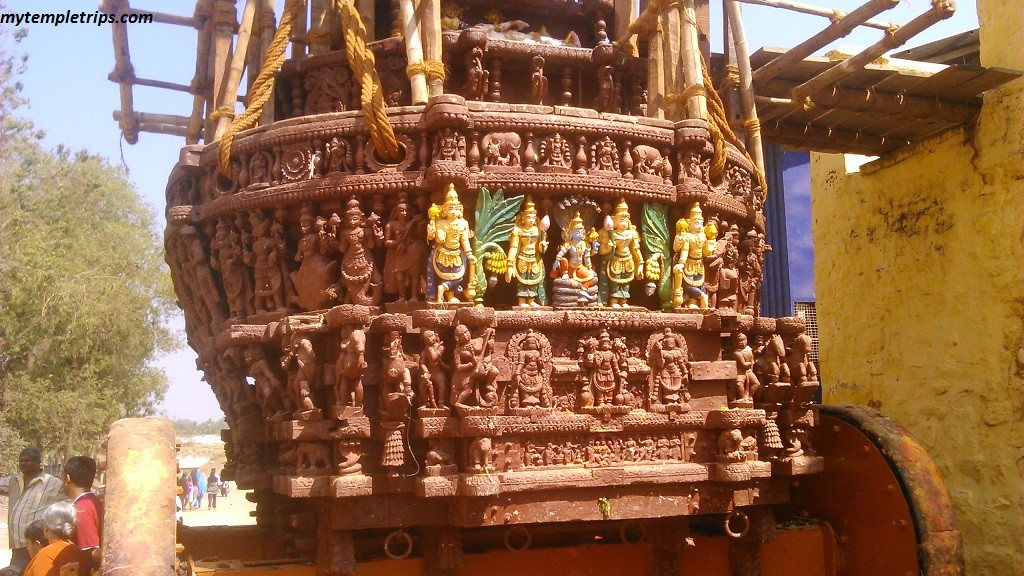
[407,60,446,82]
[334,0,402,162]
[700,53,768,195]
[219,0,306,177]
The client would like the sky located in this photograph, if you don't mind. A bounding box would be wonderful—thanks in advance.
[2,0,980,421]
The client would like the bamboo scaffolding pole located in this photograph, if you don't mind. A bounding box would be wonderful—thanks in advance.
[663,2,684,120]
[107,2,139,144]
[308,0,332,54]
[357,0,375,41]
[725,0,764,174]
[737,0,892,30]
[722,1,742,126]
[614,0,640,54]
[680,0,707,120]
[420,0,443,97]
[208,0,239,139]
[125,77,194,93]
[755,95,794,106]
[399,0,428,104]
[647,20,665,119]
[762,78,978,123]
[791,0,956,99]
[187,0,214,144]
[752,0,898,86]
[125,8,196,27]
[292,0,308,57]
[257,0,277,126]
[137,124,192,137]
[214,0,258,140]
[114,111,192,126]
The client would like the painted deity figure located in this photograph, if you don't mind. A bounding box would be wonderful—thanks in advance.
[650,328,691,406]
[333,197,382,306]
[505,196,549,306]
[334,324,366,411]
[598,200,644,307]
[672,204,717,309]
[383,194,427,301]
[582,330,625,406]
[426,184,477,303]
[451,325,499,410]
[418,329,450,409]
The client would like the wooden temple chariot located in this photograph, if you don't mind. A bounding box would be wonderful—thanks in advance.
[102,0,1019,575]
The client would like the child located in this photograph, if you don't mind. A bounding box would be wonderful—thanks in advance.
[24,520,47,558]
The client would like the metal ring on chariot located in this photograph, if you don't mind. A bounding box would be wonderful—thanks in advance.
[384,529,414,560]
[504,525,532,552]
[619,520,646,544]
[724,511,750,539]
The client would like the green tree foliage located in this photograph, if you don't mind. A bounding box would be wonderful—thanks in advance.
[0,26,177,467]
[171,418,229,437]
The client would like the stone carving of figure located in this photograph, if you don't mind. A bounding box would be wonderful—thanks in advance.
[589,136,620,173]
[418,329,450,409]
[379,331,414,474]
[434,128,466,162]
[245,345,288,421]
[281,330,320,419]
[786,334,818,385]
[707,224,740,311]
[426,184,476,303]
[538,133,572,171]
[551,212,599,307]
[212,218,255,320]
[325,137,353,173]
[753,334,789,390]
[334,324,366,411]
[249,210,287,313]
[292,203,339,311]
[381,332,414,405]
[529,55,547,105]
[332,197,383,306]
[581,330,625,406]
[383,193,428,302]
[649,328,691,407]
[598,199,644,307]
[509,330,551,409]
[270,207,299,308]
[593,65,619,113]
[451,325,499,410]
[462,45,489,101]
[739,230,771,316]
[731,333,759,406]
[180,225,227,325]
[672,203,717,309]
[505,196,549,307]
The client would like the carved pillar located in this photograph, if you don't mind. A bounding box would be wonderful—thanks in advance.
[560,66,574,106]
[318,505,355,576]
[399,0,428,104]
[488,59,503,102]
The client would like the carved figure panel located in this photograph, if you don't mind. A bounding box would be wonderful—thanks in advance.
[506,329,553,410]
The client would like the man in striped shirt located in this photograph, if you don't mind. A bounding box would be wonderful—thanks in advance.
[0,448,65,576]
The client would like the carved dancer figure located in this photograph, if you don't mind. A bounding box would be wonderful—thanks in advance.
[529,55,547,104]
[581,330,625,406]
[426,184,476,303]
[383,194,427,302]
[672,204,717,309]
[451,325,499,410]
[292,203,338,311]
[333,197,382,306]
[505,196,549,306]
[650,328,691,406]
[598,199,644,307]
[281,331,320,418]
[334,324,366,411]
[418,329,450,409]
[731,333,759,406]
[249,210,287,313]
[245,345,288,421]
[739,230,771,316]
[379,332,414,475]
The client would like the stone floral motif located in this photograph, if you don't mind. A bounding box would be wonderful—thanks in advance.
[281,145,315,182]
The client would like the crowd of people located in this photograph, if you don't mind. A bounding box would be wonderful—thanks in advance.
[0,449,101,576]
[177,467,225,512]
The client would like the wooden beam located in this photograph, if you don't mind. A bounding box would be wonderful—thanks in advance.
[725,0,764,174]
[752,0,899,86]
[114,111,192,127]
[736,0,893,31]
[257,0,277,126]
[106,0,138,144]
[791,0,957,99]
[214,0,258,140]
[209,0,239,139]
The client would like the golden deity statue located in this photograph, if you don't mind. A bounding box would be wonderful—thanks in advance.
[426,183,477,303]
[672,203,717,308]
[598,199,644,307]
[506,196,549,307]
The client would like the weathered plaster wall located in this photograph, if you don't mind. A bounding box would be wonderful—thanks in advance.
[810,1,1024,573]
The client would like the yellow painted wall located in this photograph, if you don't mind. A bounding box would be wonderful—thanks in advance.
[810,1,1024,573]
